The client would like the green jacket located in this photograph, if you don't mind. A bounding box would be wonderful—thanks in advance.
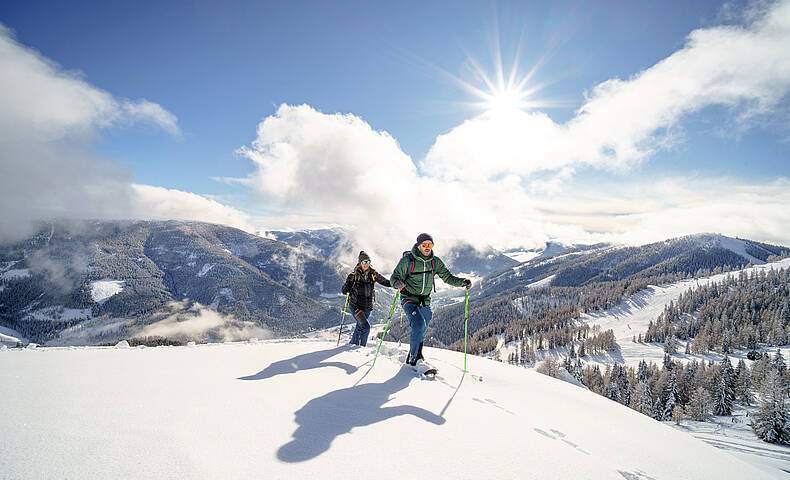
[390,244,464,306]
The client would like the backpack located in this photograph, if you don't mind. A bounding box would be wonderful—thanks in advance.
[402,251,436,293]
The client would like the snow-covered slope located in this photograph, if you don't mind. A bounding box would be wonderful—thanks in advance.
[579,256,790,369]
[0,325,27,346]
[0,339,775,479]
[90,279,125,304]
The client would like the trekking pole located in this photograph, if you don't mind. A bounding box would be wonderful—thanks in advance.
[464,289,469,373]
[372,291,399,367]
[397,303,404,348]
[337,293,349,346]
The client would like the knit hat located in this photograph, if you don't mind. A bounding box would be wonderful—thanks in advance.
[416,233,433,244]
[358,251,371,263]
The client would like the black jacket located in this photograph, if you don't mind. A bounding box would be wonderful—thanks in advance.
[341,266,391,312]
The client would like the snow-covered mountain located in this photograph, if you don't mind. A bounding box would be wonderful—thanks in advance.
[0,220,346,345]
[484,234,788,295]
[0,338,780,479]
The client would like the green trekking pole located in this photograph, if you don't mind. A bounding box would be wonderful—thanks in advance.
[464,289,469,373]
[337,293,349,346]
[372,291,399,366]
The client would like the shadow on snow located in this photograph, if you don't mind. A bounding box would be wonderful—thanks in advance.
[277,365,445,462]
[237,346,357,381]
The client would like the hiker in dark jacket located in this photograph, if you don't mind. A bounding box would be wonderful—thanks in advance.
[341,251,392,346]
[390,233,471,365]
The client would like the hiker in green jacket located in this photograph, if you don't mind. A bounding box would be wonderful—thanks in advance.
[390,233,471,365]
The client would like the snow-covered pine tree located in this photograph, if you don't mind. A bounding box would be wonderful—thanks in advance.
[605,381,621,404]
[713,374,733,416]
[630,381,653,416]
[572,359,584,383]
[775,349,787,375]
[735,358,754,406]
[664,334,678,354]
[637,360,649,383]
[661,371,678,421]
[751,370,790,445]
[663,353,674,370]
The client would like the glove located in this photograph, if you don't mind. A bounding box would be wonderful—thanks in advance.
[461,278,472,289]
[392,279,405,290]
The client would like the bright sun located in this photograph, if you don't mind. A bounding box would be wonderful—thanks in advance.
[485,87,528,114]
[427,41,557,116]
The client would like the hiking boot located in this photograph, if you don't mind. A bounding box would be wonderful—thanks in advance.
[416,342,424,361]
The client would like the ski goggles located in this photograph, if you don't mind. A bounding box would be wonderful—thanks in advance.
[420,242,434,249]
[360,260,370,264]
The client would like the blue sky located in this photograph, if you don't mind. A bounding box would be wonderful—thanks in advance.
[1,0,789,257]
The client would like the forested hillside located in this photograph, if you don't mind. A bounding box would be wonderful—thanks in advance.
[644,267,790,354]
[429,234,790,356]
[0,221,345,344]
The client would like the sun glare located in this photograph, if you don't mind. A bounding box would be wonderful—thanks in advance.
[485,87,528,115]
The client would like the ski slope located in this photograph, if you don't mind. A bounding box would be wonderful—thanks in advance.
[0,339,780,479]
[579,257,790,369]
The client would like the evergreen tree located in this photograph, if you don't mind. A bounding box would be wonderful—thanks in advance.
[637,360,649,383]
[751,371,790,445]
[605,381,621,404]
[661,371,679,421]
[664,334,678,354]
[735,359,755,406]
[663,353,674,370]
[775,350,787,376]
[630,381,653,416]
[713,374,734,416]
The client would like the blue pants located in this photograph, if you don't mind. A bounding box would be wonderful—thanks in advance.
[402,300,432,362]
[349,309,371,346]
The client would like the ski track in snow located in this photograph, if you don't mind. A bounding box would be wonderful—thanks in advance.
[0,338,785,479]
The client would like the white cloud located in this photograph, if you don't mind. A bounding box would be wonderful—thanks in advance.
[534,177,790,247]
[236,104,549,268]
[137,301,272,342]
[236,1,790,266]
[131,184,254,233]
[424,0,790,181]
[0,24,182,243]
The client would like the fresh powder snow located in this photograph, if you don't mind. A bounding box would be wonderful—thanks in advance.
[0,339,779,479]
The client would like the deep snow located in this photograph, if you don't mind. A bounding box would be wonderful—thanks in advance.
[0,338,780,479]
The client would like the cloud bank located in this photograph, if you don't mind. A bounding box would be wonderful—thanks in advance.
[0,24,256,244]
[236,1,790,268]
[137,301,272,342]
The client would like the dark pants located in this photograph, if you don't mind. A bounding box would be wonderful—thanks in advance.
[402,299,432,362]
[349,309,371,346]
